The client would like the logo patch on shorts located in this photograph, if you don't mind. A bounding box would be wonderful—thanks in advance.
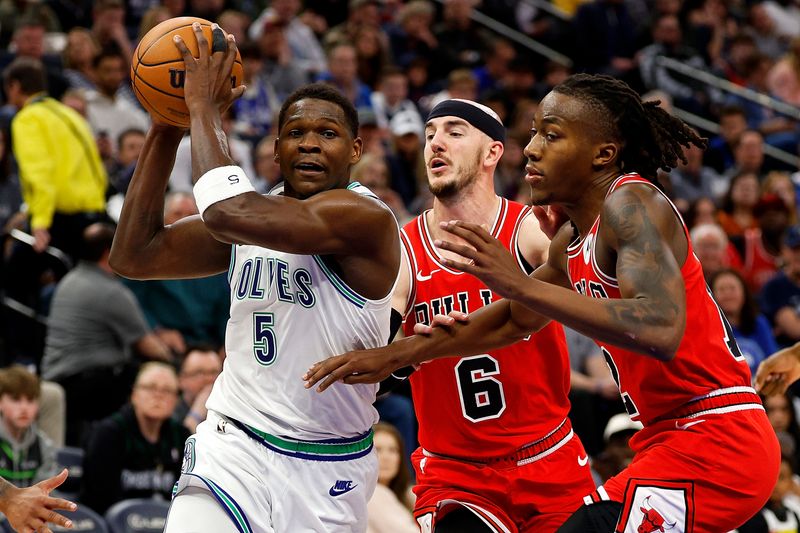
[181,437,196,474]
[329,479,357,496]
[617,479,694,533]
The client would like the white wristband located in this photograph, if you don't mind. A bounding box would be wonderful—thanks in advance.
[193,165,256,218]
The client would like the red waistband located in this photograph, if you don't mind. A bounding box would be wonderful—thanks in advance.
[649,388,763,425]
[424,418,574,467]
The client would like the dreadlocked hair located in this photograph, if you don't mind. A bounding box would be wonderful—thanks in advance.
[552,74,707,183]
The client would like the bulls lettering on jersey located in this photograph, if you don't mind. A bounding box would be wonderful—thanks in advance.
[402,198,571,459]
[566,174,752,424]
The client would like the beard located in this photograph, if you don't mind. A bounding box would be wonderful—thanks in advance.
[428,150,482,199]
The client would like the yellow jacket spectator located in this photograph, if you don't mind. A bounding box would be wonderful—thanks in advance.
[4,57,106,257]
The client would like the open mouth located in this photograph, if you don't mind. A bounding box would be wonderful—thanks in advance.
[295,161,326,173]
[430,158,449,172]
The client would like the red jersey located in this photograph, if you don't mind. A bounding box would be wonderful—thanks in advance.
[401,198,571,460]
[742,227,778,293]
[566,174,752,425]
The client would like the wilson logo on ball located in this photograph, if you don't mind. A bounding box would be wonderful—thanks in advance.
[168,69,239,89]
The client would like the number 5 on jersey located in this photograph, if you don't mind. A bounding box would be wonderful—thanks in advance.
[253,312,277,365]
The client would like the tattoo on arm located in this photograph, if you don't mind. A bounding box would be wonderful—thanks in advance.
[603,194,681,330]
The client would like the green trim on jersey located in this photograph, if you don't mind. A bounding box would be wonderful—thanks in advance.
[312,255,366,308]
[244,424,373,457]
[205,476,253,533]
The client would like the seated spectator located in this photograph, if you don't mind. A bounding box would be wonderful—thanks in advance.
[367,422,416,533]
[722,130,769,182]
[704,105,748,174]
[689,223,743,281]
[174,345,222,433]
[592,413,643,484]
[761,226,800,347]
[317,42,373,109]
[252,135,283,194]
[351,152,411,225]
[710,268,779,376]
[81,362,189,514]
[0,366,56,487]
[386,0,437,70]
[739,455,800,532]
[61,28,99,91]
[371,67,423,131]
[668,143,726,211]
[124,194,230,352]
[41,223,172,446]
[764,171,800,225]
[231,41,282,143]
[107,128,145,196]
[718,171,761,239]
[684,196,719,230]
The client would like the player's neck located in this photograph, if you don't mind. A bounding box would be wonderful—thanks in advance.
[431,185,500,230]
[566,170,620,236]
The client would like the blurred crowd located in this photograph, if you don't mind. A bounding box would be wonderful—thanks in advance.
[1,0,800,529]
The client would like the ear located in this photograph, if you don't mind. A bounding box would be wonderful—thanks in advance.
[484,141,504,167]
[592,141,619,170]
[350,136,364,165]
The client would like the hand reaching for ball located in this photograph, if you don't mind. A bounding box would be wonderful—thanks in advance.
[173,22,246,118]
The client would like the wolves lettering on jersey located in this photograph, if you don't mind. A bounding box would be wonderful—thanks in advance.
[401,198,571,460]
[207,182,397,441]
[566,173,752,425]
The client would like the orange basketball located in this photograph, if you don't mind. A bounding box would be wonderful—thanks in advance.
[131,17,244,127]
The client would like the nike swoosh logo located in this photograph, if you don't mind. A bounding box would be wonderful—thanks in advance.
[329,484,358,497]
[416,269,441,281]
[675,419,706,430]
[578,455,589,467]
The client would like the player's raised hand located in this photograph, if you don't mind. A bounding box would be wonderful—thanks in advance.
[303,345,409,392]
[2,468,77,533]
[173,22,245,116]
[755,343,800,396]
[436,220,530,300]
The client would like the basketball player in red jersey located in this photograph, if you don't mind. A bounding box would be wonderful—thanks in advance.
[306,74,780,532]
[391,99,594,532]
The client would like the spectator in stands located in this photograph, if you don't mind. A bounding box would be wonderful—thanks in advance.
[571,0,638,83]
[371,67,423,132]
[494,134,527,201]
[732,193,790,292]
[591,413,643,483]
[174,345,222,433]
[718,171,762,238]
[255,14,308,95]
[41,223,172,445]
[124,193,230,352]
[0,127,20,235]
[638,14,716,116]
[231,42,280,143]
[685,196,719,229]
[419,68,479,114]
[325,0,386,51]
[761,225,800,347]
[722,129,769,181]
[0,18,68,100]
[252,135,283,194]
[351,152,412,225]
[61,28,100,91]
[215,10,250,46]
[761,0,800,41]
[432,0,493,76]
[318,42,373,109]
[764,171,799,224]
[90,0,133,63]
[386,0,437,70]
[81,362,189,513]
[472,38,517,95]
[85,47,149,158]
[185,0,225,22]
[705,105,748,174]
[747,3,788,61]
[764,393,800,470]
[768,36,800,107]
[668,143,727,210]
[388,109,425,207]
[136,6,172,42]
[0,366,57,487]
[689,222,743,280]
[60,88,88,117]
[710,268,779,376]
[107,128,145,196]
[367,422,416,533]
[737,455,800,533]
[354,25,392,89]
[3,56,107,324]
[249,0,327,80]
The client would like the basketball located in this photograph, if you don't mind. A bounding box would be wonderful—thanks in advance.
[131,17,244,127]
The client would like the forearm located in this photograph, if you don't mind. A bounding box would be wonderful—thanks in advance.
[512,279,682,361]
[109,126,184,276]
[189,104,234,184]
[392,300,541,368]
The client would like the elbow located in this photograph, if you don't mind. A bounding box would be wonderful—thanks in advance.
[108,248,137,279]
[648,331,682,362]
[201,200,244,243]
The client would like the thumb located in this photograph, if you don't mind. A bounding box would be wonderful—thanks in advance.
[38,468,68,493]
[232,85,246,101]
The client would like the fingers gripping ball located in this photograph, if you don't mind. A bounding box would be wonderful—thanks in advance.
[131,16,243,127]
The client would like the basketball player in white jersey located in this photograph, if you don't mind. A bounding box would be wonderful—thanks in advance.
[110,24,401,532]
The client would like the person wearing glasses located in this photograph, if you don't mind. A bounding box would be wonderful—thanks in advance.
[80,362,190,513]
[175,346,223,433]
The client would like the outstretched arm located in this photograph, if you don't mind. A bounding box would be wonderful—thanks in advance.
[436,185,687,361]
[0,469,77,533]
[755,343,800,396]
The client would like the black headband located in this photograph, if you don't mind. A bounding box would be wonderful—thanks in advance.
[426,100,506,143]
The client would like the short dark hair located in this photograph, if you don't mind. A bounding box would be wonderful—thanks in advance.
[117,127,145,151]
[80,222,116,262]
[3,57,46,95]
[0,365,41,400]
[719,105,746,120]
[277,83,359,138]
[92,45,125,70]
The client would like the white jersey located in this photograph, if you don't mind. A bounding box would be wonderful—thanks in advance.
[206,182,397,440]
